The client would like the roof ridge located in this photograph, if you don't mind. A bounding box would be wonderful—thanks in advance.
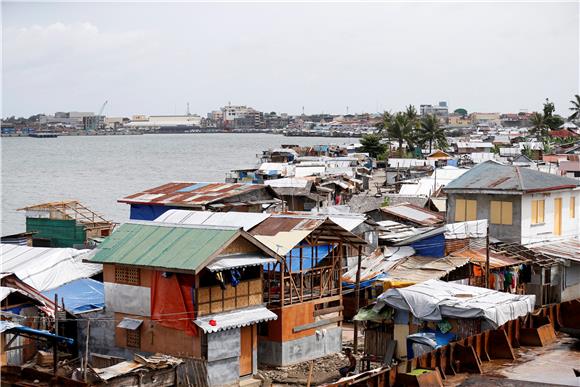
[514,165,525,191]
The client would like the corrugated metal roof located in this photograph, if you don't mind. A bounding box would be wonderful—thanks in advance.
[0,244,100,292]
[194,305,277,333]
[154,210,270,231]
[527,238,580,262]
[342,246,415,283]
[381,203,444,226]
[265,178,309,188]
[119,182,279,207]
[90,222,240,273]
[380,255,471,283]
[206,254,277,272]
[445,161,580,193]
[450,248,524,269]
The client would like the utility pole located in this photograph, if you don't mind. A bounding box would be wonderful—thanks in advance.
[353,245,362,353]
[486,221,490,289]
[53,293,58,375]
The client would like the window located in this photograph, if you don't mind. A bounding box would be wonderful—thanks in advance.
[571,196,576,219]
[490,201,513,225]
[455,198,477,222]
[115,266,140,285]
[126,329,141,349]
[531,199,545,224]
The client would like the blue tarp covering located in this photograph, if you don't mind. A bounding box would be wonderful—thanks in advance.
[43,278,104,314]
[447,159,458,167]
[407,328,456,358]
[286,244,332,271]
[410,234,445,258]
[0,321,75,345]
[130,204,170,221]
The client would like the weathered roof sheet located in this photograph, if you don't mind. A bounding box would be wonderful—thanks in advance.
[380,255,471,283]
[380,203,444,226]
[206,254,277,272]
[526,238,580,262]
[450,248,524,269]
[343,246,415,283]
[118,182,279,207]
[0,244,100,292]
[154,210,270,231]
[194,305,277,333]
[90,222,241,273]
[445,160,580,193]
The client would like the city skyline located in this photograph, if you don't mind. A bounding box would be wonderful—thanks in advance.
[2,2,579,117]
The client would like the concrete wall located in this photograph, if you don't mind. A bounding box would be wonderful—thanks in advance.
[447,193,523,243]
[79,310,138,359]
[258,326,342,366]
[206,329,240,387]
[520,189,580,244]
[562,262,580,302]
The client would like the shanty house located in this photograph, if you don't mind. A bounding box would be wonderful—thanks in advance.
[119,182,281,221]
[18,201,115,248]
[265,178,326,211]
[444,161,580,244]
[248,214,366,366]
[89,222,280,386]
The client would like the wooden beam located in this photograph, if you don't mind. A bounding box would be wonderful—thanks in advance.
[314,305,344,316]
[293,316,342,333]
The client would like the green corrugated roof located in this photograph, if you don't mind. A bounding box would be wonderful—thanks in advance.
[90,222,239,272]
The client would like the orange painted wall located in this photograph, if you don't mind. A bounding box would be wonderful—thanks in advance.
[262,298,340,342]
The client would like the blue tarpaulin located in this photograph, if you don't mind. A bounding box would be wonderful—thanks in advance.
[407,328,456,358]
[0,321,75,345]
[267,244,333,272]
[42,278,104,314]
[130,204,170,221]
[410,234,445,258]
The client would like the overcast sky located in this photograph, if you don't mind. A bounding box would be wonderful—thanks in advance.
[2,1,579,117]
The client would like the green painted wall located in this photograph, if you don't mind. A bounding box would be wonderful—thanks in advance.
[26,218,86,248]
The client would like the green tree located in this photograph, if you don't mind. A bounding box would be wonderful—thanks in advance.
[454,108,468,117]
[374,111,393,134]
[417,114,448,153]
[387,113,414,157]
[530,112,548,139]
[568,94,580,121]
[359,134,387,158]
[543,98,564,129]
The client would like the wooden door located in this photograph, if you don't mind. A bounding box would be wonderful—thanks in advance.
[239,326,253,376]
[554,198,562,236]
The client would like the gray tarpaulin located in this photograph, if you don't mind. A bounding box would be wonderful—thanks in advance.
[375,279,535,328]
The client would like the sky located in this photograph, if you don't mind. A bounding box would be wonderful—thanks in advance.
[2,1,579,118]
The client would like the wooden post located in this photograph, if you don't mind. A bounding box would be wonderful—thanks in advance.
[486,221,490,289]
[306,360,314,387]
[84,319,90,381]
[353,245,363,353]
[53,293,58,375]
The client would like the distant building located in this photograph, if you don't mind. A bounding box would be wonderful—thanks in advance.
[125,115,202,132]
[420,101,449,118]
[470,112,501,126]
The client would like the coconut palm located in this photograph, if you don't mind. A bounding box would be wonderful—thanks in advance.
[529,112,548,139]
[387,113,413,156]
[375,111,393,134]
[417,114,448,154]
[569,94,580,121]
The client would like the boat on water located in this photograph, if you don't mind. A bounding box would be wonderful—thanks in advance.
[29,132,58,138]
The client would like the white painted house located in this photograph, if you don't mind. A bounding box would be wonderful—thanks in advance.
[444,160,580,244]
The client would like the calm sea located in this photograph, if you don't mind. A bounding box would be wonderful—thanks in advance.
[1,133,357,235]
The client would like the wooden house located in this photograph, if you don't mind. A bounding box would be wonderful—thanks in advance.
[89,222,280,387]
[248,214,366,366]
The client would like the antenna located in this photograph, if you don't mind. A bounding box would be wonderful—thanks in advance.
[187,102,191,116]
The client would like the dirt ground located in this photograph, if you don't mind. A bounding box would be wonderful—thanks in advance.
[258,323,365,386]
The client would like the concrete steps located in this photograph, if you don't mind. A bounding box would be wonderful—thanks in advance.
[239,377,262,387]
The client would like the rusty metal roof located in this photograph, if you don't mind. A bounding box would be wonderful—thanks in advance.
[249,213,366,254]
[450,248,524,269]
[445,160,580,193]
[118,182,279,207]
[380,203,444,226]
[527,238,580,262]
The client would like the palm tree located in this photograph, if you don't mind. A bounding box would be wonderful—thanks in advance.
[417,114,448,154]
[569,94,580,121]
[405,105,418,122]
[530,112,547,139]
[375,111,393,134]
[387,113,413,156]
